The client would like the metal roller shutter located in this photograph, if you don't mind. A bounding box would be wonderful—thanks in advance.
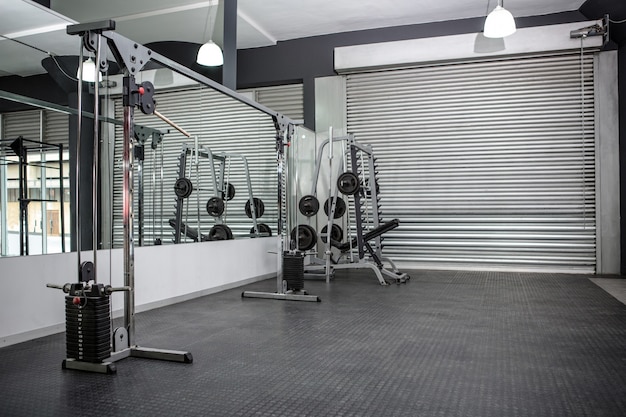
[0,110,68,145]
[346,53,596,272]
[43,110,69,146]
[112,86,279,247]
[252,84,304,122]
[3,110,41,141]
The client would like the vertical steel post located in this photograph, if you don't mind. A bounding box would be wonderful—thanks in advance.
[92,34,101,281]
[59,144,65,252]
[123,101,135,345]
[76,47,84,268]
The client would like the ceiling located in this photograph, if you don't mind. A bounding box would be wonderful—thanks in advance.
[1,0,587,77]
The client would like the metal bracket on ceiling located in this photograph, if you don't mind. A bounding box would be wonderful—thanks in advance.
[570,14,609,48]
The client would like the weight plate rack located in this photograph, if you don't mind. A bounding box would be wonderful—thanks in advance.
[64,284,111,363]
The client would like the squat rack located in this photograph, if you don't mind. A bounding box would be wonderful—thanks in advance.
[47,20,300,373]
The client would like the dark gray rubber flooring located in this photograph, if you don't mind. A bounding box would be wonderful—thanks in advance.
[1,270,626,416]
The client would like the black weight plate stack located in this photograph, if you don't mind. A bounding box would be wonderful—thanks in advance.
[209,224,233,241]
[65,296,111,363]
[298,195,320,217]
[321,223,344,244]
[323,197,346,219]
[283,252,304,291]
[206,197,225,217]
[250,223,272,237]
[245,198,265,218]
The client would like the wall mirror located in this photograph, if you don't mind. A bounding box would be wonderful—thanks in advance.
[0,6,286,257]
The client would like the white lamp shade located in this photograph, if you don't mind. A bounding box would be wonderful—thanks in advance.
[77,57,102,83]
[484,5,517,38]
[196,41,224,66]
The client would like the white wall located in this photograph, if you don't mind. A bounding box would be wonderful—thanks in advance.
[0,237,278,347]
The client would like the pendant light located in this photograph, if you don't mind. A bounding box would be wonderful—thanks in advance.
[196,2,223,66]
[484,0,516,38]
[77,57,102,83]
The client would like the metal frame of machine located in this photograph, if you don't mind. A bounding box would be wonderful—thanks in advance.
[46,19,306,373]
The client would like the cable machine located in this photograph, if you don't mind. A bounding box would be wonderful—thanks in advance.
[46,20,296,373]
[241,122,321,302]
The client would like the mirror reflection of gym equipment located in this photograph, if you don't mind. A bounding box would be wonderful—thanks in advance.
[171,140,270,242]
[0,137,67,256]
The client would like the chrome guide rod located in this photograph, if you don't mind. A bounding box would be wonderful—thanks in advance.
[76,46,83,271]
[122,104,135,344]
[92,33,101,282]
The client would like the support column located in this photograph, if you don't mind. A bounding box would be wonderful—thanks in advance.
[222,0,238,90]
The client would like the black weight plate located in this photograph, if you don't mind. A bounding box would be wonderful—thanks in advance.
[337,172,360,195]
[303,225,317,251]
[65,320,111,329]
[298,195,319,217]
[65,296,110,306]
[321,223,344,243]
[245,198,265,218]
[221,183,236,201]
[206,197,225,217]
[65,340,111,351]
[65,327,111,339]
[250,223,272,237]
[323,197,346,219]
[174,177,193,198]
[65,302,111,312]
[209,224,233,241]
[65,309,111,320]
[290,224,317,251]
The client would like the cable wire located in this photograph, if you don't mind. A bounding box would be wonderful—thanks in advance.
[0,34,79,81]
[579,36,587,230]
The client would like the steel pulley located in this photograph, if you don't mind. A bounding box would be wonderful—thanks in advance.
[206,197,225,217]
[79,261,95,282]
[337,172,360,195]
[320,224,343,244]
[298,195,320,217]
[290,224,317,251]
[250,223,272,237]
[245,198,265,218]
[323,197,346,219]
[208,224,233,241]
[174,177,193,199]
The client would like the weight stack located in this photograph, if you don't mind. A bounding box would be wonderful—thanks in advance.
[65,284,111,363]
[283,252,304,291]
